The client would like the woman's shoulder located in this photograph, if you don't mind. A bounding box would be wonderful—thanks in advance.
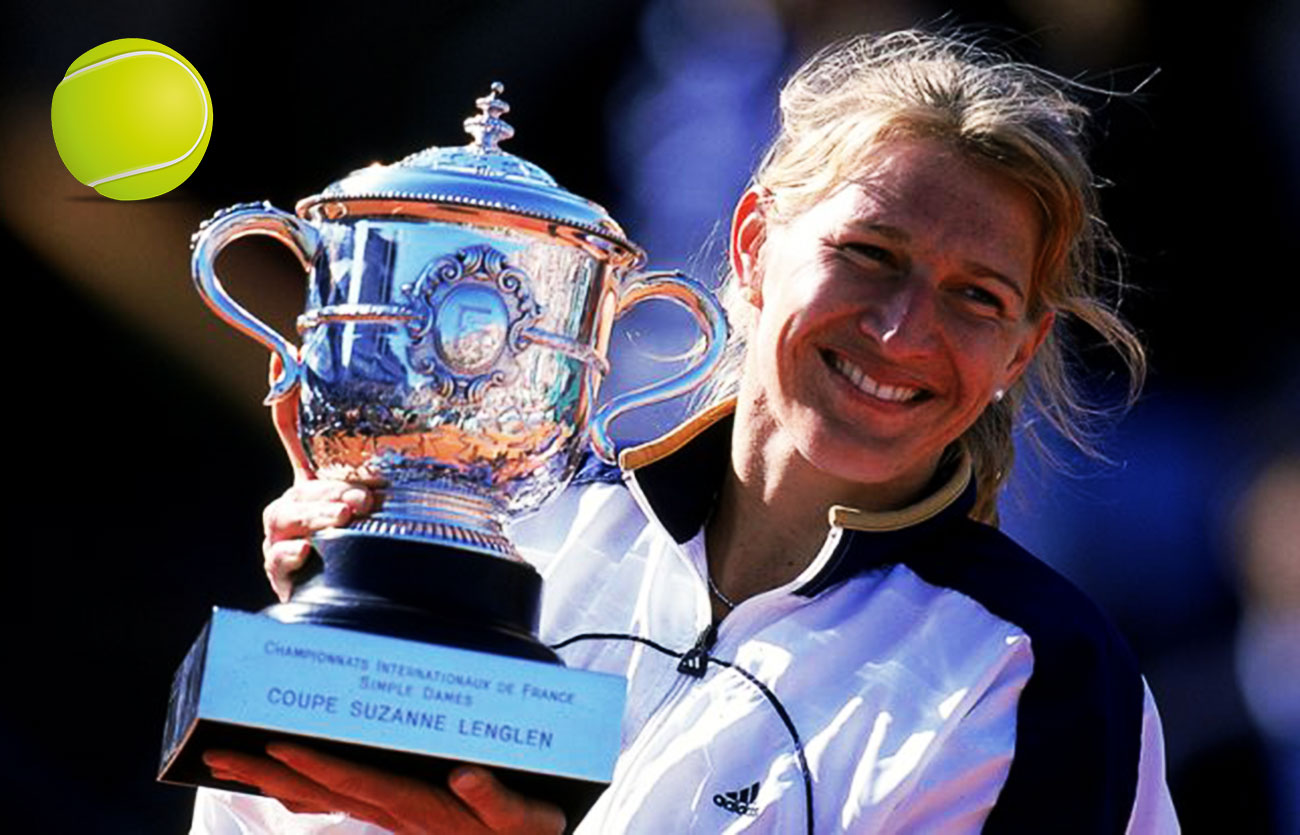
[899,518,1155,833]
[919,518,1140,676]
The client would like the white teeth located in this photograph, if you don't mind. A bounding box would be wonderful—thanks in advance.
[830,354,922,402]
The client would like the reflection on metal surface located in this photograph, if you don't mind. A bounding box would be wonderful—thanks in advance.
[296,304,419,331]
[403,243,541,402]
[190,86,726,562]
[437,283,508,374]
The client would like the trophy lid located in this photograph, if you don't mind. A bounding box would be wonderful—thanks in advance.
[296,83,641,262]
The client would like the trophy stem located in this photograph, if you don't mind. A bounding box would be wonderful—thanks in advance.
[346,483,519,561]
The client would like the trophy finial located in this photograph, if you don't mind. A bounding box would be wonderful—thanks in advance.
[464,82,514,151]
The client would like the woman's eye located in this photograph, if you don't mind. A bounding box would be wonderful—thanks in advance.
[839,242,893,264]
[960,285,1005,310]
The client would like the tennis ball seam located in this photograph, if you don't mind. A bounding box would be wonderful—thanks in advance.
[57,50,209,187]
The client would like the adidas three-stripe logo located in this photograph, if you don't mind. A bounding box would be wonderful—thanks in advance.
[713,781,760,817]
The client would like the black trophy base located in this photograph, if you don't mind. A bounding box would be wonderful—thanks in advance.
[160,535,621,829]
[268,533,559,663]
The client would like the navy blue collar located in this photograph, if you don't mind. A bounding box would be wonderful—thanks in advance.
[621,403,977,596]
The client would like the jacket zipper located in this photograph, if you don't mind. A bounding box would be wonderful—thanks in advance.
[676,621,719,678]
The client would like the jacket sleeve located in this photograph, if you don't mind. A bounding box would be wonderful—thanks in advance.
[867,658,1179,834]
[862,634,1030,834]
[1125,680,1181,834]
[189,788,389,834]
[896,524,1181,833]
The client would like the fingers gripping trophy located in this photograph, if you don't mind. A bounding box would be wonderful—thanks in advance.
[160,84,726,817]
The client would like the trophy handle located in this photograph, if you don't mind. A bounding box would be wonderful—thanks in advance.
[190,201,320,404]
[588,271,728,463]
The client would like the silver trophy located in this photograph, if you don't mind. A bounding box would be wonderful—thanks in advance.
[160,84,725,816]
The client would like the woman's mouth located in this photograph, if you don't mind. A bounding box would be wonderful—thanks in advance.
[823,351,930,404]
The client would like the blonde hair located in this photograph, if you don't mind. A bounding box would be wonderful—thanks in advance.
[700,29,1147,523]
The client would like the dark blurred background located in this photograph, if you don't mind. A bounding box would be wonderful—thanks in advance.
[3,0,1296,832]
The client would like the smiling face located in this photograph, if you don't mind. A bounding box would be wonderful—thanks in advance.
[732,136,1054,499]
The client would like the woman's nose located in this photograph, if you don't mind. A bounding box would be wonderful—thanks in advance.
[858,280,937,354]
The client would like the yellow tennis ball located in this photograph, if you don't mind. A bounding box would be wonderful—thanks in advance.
[51,38,212,200]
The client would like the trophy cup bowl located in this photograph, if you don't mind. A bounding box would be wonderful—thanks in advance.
[159,84,726,820]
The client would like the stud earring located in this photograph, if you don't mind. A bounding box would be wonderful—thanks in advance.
[993,388,1006,403]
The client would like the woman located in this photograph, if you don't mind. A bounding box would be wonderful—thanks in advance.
[197,30,1179,834]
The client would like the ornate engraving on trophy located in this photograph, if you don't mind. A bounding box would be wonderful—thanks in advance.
[403,244,542,403]
[436,283,508,374]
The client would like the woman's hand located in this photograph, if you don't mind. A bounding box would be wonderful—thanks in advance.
[262,352,375,602]
[262,479,373,602]
[204,745,566,835]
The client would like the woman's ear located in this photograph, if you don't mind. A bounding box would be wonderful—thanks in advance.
[729,188,767,308]
[1002,310,1056,389]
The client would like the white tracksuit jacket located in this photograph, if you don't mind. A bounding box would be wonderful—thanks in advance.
[192,403,1179,833]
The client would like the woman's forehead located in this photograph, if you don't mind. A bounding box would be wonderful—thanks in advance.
[812,142,1040,243]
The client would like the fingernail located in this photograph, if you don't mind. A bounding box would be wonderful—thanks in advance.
[265,742,299,763]
[449,766,483,791]
[319,507,348,527]
[342,488,369,511]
